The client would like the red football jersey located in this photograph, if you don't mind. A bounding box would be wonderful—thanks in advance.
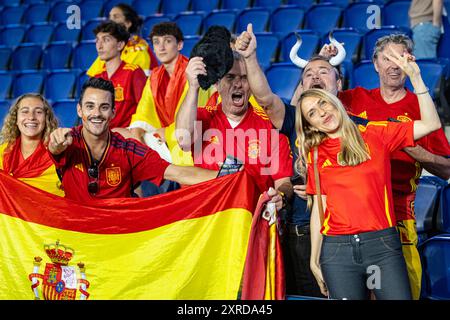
[306,121,414,235]
[50,126,170,202]
[93,61,147,128]
[193,103,293,190]
[340,87,450,220]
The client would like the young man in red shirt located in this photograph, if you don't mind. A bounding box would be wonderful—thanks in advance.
[91,21,147,129]
[47,78,218,202]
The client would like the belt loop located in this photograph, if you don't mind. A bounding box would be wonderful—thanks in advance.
[295,225,303,237]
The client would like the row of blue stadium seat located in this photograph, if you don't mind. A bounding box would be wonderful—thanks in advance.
[0,69,88,101]
[0,2,413,38]
[0,0,400,23]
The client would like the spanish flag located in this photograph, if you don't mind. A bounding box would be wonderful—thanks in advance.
[0,170,264,300]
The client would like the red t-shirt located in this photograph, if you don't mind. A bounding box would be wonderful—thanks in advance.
[194,103,293,191]
[93,61,147,128]
[306,121,414,235]
[339,87,450,220]
[50,126,170,202]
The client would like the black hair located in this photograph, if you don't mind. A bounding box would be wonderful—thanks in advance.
[79,78,115,110]
[112,3,143,34]
[93,20,130,44]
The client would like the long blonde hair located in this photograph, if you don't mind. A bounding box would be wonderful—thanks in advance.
[0,93,58,146]
[294,89,370,177]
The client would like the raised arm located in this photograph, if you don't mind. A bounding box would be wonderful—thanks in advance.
[235,24,286,129]
[164,164,217,185]
[175,57,207,151]
[385,48,441,140]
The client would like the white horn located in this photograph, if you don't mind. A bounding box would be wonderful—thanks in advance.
[328,31,346,66]
[289,33,309,69]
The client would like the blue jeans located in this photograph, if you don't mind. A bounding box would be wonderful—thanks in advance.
[320,227,412,300]
[412,22,441,59]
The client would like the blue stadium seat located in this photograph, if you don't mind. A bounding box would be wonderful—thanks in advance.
[405,60,444,99]
[253,0,283,10]
[319,0,350,8]
[80,0,104,21]
[174,12,203,36]
[44,70,77,101]
[343,1,384,33]
[72,40,97,70]
[221,0,250,11]
[420,234,450,299]
[0,100,10,125]
[350,60,378,89]
[203,10,237,34]
[304,3,342,37]
[23,3,51,24]
[286,0,315,10]
[255,32,279,71]
[363,26,411,60]
[382,0,411,29]
[265,62,301,102]
[81,18,106,40]
[75,71,89,98]
[0,46,12,70]
[280,30,320,63]
[180,35,200,57]
[1,0,20,5]
[0,25,27,47]
[103,0,132,16]
[161,0,190,15]
[132,0,160,17]
[11,71,45,98]
[437,184,450,233]
[43,41,73,70]
[0,71,13,100]
[1,5,26,25]
[235,8,271,34]
[415,176,448,238]
[53,21,81,42]
[24,23,55,45]
[52,99,79,127]
[50,1,73,23]
[269,5,305,39]
[11,44,43,71]
[191,0,219,13]
[142,15,171,39]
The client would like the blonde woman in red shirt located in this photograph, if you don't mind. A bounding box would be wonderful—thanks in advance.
[295,48,441,300]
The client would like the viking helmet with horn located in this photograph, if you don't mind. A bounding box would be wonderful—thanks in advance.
[289,31,346,68]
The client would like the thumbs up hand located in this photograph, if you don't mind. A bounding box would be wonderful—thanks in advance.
[235,23,257,59]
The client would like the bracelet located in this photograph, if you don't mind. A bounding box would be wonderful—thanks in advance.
[414,87,429,95]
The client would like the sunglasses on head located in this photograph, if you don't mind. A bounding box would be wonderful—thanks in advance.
[87,161,99,195]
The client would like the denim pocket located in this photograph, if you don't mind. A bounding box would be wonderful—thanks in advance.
[380,234,402,253]
[319,242,341,265]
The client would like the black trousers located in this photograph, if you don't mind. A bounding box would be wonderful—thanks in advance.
[283,224,324,298]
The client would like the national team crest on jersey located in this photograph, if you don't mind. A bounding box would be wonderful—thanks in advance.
[28,240,90,300]
[115,85,124,102]
[106,166,121,186]
[248,140,260,159]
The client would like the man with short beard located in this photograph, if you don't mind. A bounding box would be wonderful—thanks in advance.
[47,78,218,202]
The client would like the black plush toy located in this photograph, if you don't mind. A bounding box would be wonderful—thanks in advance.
[190,25,234,90]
